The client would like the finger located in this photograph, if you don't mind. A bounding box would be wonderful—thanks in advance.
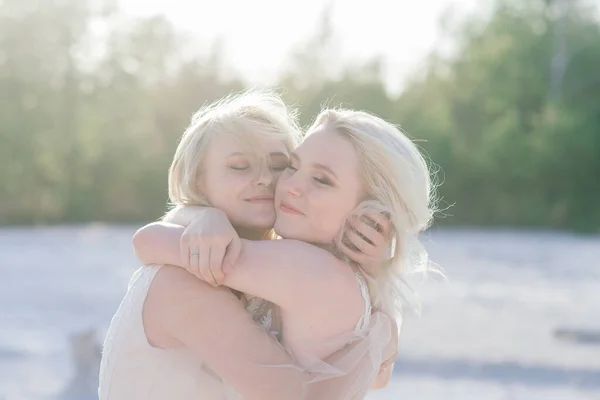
[356,215,388,242]
[198,243,217,286]
[188,244,201,276]
[180,235,190,270]
[189,243,205,280]
[367,213,392,238]
[344,227,373,255]
[204,261,219,287]
[338,238,368,265]
[209,244,227,285]
[378,216,392,241]
[223,238,242,273]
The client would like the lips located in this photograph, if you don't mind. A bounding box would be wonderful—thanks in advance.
[279,201,304,215]
[245,194,274,203]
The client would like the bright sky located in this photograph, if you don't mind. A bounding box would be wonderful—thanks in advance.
[120,0,480,93]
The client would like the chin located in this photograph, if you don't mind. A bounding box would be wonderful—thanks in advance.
[273,220,304,241]
[273,219,290,239]
[248,217,276,231]
[232,214,275,232]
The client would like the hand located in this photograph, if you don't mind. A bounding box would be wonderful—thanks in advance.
[339,213,392,277]
[381,316,399,369]
[369,309,399,390]
[180,208,242,286]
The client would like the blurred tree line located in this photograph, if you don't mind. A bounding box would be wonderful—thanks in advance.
[0,0,598,231]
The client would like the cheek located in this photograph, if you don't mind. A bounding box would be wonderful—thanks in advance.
[309,192,353,239]
[206,171,251,205]
[275,172,291,198]
[274,178,284,197]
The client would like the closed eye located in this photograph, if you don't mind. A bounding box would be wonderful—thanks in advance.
[313,177,332,186]
[270,164,288,171]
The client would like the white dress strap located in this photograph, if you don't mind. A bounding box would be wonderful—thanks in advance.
[354,272,372,331]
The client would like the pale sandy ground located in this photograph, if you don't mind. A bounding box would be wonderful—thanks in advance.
[1,226,599,400]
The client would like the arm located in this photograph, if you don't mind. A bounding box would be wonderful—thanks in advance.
[137,207,241,286]
[132,222,183,266]
[144,266,309,400]
[135,221,398,383]
[134,223,352,311]
[224,239,353,309]
[145,266,388,399]
[161,204,208,226]
[142,207,391,281]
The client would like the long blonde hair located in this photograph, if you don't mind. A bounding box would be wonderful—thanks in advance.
[307,108,438,318]
[164,89,301,223]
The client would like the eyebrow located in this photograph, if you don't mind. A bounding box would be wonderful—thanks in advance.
[315,163,338,180]
[290,153,338,179]
[227,152,289,157]
[269,152,289,158]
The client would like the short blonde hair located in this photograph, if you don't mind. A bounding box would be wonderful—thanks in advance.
[167,89,301,209]
[307,108,438,318]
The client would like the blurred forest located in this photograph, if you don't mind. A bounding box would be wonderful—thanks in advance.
[0,0,599,232]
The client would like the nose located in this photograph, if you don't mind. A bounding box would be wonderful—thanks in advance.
[279,171,302,198]
[256,167,274,188]
[287,185,301,197]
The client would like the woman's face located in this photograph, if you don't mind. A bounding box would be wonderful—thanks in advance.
[203,134,290,235]
[274,127,364,244]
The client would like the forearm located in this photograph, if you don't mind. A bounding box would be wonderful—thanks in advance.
[162,205,211,226]
[134,224,344,312]
[220,239,343,310]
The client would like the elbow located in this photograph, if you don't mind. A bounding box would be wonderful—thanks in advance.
[132,224,156,265]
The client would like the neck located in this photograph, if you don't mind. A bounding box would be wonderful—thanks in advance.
[311,242,336,253]
[235,227,270,240]
[279,235,338,256]
[309,240,352,264]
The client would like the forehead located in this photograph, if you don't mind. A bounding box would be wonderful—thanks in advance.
[296,128,360,177]
[209,132,289,157]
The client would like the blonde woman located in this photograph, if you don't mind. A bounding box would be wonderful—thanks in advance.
[136,108,436,398]
[98,91,392,400]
